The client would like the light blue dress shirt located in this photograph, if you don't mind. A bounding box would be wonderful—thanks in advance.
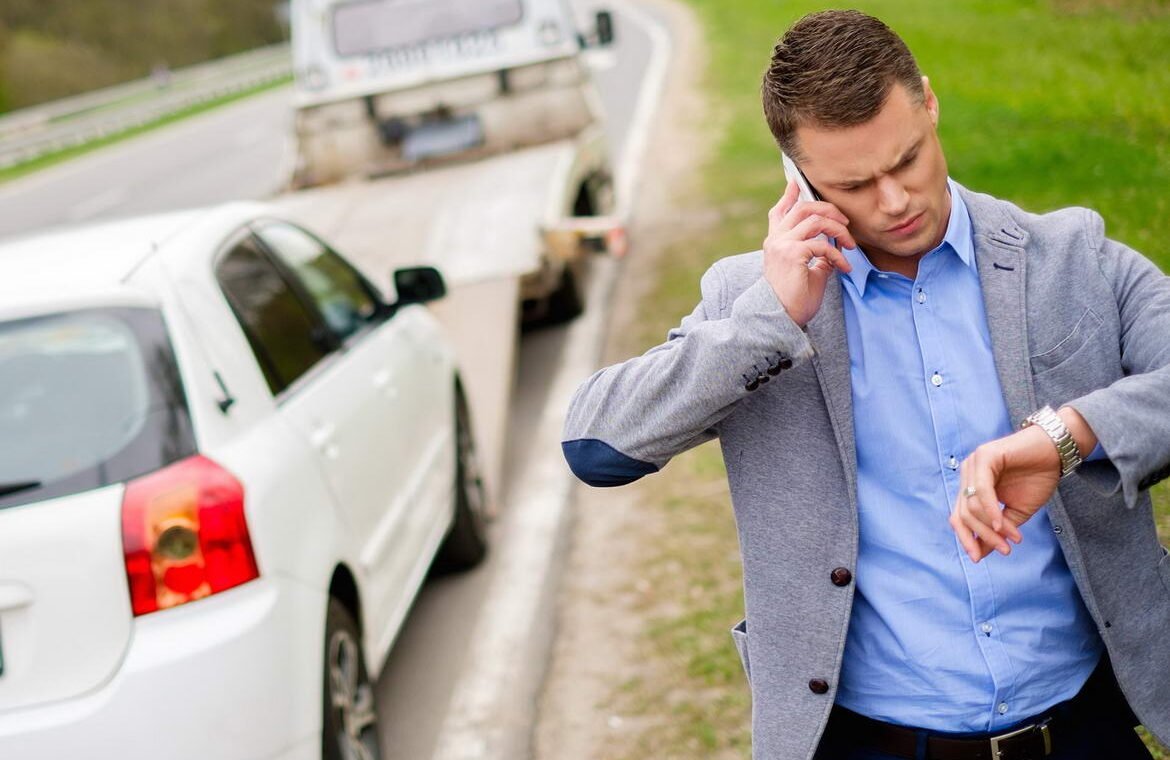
[834,181,1103,732]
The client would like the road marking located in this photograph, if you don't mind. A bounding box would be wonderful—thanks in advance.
[613,0,673,221]
[429,2,673,757]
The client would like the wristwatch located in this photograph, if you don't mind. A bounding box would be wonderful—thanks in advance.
[1021,405,1083,478]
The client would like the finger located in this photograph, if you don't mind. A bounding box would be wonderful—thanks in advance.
[789,200,851,228]
[948,509,984,562]
[789,215,858,251]
[768,183,801,234]
[773,198,851,235]
[965,449,1005,536]
[956,498,1008,556]
[967,448,1023,544]
[958,461,1011,556]
[806,238,854,273]
[954,460,1009,557]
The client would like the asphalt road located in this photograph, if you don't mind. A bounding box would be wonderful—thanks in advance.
[0,4,659,758]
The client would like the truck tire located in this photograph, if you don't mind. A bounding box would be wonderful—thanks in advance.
[543,265,585,325]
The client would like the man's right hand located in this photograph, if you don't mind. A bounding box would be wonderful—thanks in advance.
[763,181,856,328]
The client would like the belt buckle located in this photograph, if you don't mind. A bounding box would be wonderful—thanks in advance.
[988,718,1052,758]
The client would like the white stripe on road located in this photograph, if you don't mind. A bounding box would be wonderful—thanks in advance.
[429,2,674,758]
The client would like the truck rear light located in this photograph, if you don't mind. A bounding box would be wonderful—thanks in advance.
[121,455,259,616]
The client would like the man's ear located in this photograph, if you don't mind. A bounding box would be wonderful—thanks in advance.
[922,75,939,127]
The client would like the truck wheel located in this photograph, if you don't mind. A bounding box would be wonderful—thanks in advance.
[543,265,585,325]
[434,389,489,572]
[322,599,382,760]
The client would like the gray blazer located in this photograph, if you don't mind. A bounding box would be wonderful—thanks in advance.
[562,185,1170,758]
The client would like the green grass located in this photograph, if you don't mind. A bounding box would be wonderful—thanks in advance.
[0,74,292,186]
[615,0,1170,756]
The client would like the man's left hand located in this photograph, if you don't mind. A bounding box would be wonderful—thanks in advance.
[950,407,1097,563]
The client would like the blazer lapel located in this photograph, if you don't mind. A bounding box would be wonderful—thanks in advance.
[806,274,858,505]
[961,186,1037,426]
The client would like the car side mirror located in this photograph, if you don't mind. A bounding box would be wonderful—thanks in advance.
[391,266,446,306]
[595,11,615,46]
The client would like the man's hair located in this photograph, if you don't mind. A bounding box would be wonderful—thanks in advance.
[762,10,923,161]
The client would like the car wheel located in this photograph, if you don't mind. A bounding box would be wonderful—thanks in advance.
[433,389,489,571]
[322,599,382,760]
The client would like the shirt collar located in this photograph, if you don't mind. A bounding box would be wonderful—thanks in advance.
[841,179,972,296]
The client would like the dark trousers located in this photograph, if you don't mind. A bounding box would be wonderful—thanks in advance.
[813,658,1154,760]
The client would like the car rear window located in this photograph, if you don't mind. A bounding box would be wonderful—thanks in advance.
[0,307,196,510]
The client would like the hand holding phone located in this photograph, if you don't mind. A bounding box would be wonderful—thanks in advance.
[781,152,836,251]
[762,154,855,327]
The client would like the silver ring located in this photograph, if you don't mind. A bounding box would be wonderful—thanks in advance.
[963,485,977,498]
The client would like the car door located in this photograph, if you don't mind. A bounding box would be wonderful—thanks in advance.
[242,221,446,644]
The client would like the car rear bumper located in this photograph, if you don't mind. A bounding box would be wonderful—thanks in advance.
[0,576,327,760]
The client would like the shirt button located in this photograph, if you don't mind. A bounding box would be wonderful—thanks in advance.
[931,373,943,387]
[809,678,830,694]
[980,622,993,634]
[917,289,927,304]
[947,456,958,470]
[997,703,1009,715]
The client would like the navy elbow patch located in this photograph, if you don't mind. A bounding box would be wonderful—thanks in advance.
[562,438,658,487]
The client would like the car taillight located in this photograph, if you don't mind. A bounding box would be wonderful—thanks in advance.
[121,455,259,616]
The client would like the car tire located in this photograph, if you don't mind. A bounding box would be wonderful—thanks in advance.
[433,389,489,572]
[322,598,382,760]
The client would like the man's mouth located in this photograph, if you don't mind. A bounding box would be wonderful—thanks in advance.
[886,211,925,235]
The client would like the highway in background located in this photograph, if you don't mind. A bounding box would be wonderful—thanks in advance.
[0,3,660,759]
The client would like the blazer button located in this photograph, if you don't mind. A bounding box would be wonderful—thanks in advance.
[745,378,760,391]
[809,678,830,694]
[830,567,853,587]
[779,358,793,370]
[757,373,770,384]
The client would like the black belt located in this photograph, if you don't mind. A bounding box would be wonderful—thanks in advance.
[822,657,1134,760]
[827,706,1056,760]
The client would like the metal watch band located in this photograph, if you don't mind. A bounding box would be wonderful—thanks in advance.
[1021,405,1083,478]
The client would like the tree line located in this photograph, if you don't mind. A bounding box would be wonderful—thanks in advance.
[0,0,288,113]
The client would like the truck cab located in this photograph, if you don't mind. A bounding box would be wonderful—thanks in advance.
[289,0,621,324]
[291,0,613,185]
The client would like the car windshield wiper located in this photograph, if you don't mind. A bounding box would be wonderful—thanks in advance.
[0,480,41,497]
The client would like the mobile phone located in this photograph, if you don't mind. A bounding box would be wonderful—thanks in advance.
[781,152,836,254]
[781,152,820,204]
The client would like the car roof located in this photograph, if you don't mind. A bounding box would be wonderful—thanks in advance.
[0,202,272,319]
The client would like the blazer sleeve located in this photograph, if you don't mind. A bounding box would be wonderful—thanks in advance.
[561,260,813,487]
[1064,212,1170,508]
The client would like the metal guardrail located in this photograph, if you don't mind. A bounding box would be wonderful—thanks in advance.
[0,44,292,170]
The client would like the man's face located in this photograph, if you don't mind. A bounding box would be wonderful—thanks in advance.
[794,78,950,271]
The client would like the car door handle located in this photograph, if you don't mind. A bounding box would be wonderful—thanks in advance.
[0,582,33,611]
[310,423,340,460]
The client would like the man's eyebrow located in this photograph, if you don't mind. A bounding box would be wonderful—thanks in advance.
[834,137,925,187]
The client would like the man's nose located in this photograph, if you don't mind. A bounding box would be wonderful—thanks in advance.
[876,177,910,217]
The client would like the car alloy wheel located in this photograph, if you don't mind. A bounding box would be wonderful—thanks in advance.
[324,599,382,760]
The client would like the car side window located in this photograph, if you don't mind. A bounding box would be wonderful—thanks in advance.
[216,234,329,396]
[253,221,380,343]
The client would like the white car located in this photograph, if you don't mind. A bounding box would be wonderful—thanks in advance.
[0,203,488,760]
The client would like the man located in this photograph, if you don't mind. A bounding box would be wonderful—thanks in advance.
[562,9,1170,760]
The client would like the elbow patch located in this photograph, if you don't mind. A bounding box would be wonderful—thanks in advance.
[562,438,658,487]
